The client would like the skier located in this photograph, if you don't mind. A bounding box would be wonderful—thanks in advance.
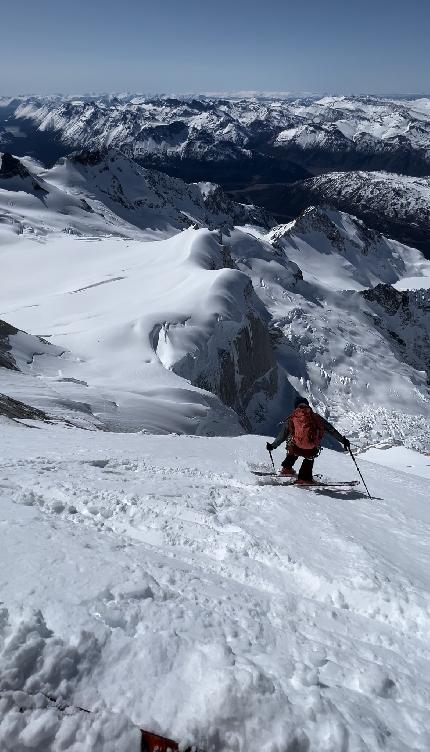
[266,396,350,485]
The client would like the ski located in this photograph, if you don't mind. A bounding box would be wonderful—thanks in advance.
[251,470,322,480]
[293,480,360,489]
[256,478,359,488]
[251,470,285,477]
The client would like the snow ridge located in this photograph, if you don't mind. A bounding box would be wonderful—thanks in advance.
[1,151,430,446]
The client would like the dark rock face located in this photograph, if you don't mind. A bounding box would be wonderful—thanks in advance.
[200,183,274,229]
[361,285,410,315]
[0,320,19,371]
[191,283,278,430]
[0,393,50,422]
[0,152,49,195]
[0,152,31,179]
[203,310,278,431]
[70,149,107,167]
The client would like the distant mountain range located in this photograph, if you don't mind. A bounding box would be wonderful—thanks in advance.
[2,94,429,178]
[2,93,430,254]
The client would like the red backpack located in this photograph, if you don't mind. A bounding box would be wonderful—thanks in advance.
[288,405,325,450]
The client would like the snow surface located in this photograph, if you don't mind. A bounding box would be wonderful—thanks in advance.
[0,230,251,434]
[1,153,430,447]
[266,207,427,292]
[1,423,430,750]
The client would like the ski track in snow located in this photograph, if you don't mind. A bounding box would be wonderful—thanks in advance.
[1,424,430,750]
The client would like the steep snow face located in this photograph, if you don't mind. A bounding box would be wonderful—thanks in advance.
[44,150,273,234]
[267,206,429,291]
[277,171,430,256]
[9,94,430,172]
[0,226,283,434]
[1,426,430,751]
[226,211,430,449]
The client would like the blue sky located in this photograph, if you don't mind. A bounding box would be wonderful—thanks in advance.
[2,0,429,94]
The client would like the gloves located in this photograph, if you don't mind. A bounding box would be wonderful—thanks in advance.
[343,437,350,451]
[266,442,274,452]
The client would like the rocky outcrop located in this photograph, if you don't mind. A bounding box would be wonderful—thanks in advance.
[0,393,50,422]
[0,153,48,195]
[0,320,20,371]
[195,305,278,431]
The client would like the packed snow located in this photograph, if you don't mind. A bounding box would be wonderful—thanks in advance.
[1,424,430,750]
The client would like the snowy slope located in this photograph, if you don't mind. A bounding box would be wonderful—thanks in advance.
[0,226,284,434]
[1,150,430,446]
[0,151,282,433]
[43,150,272,234]
[275,171,430,256]
[222,209,430,449]
[0,151,271,241]
[1,424,430,750]
[267,206,429,291]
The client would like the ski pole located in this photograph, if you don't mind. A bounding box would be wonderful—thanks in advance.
[349,447,372,499]
[268,448,276,473]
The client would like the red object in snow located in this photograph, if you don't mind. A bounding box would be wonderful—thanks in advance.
[140,728,195,752]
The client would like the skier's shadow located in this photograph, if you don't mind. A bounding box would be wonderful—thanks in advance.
[311,489,383,501]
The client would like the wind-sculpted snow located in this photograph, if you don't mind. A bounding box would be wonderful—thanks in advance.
[1,426,430,750]
[1,149,430,445]
[0,220,284,433]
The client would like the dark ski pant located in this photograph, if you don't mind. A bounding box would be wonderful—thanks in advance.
[282,453,314,481]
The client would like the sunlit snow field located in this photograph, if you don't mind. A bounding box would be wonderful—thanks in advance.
[1,423,430,750]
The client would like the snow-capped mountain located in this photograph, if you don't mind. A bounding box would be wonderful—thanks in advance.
[0,150,272,240]
[266,206,429,290]
[1,149,430,447]
[262,171,430,256]
[3,94,430,179]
